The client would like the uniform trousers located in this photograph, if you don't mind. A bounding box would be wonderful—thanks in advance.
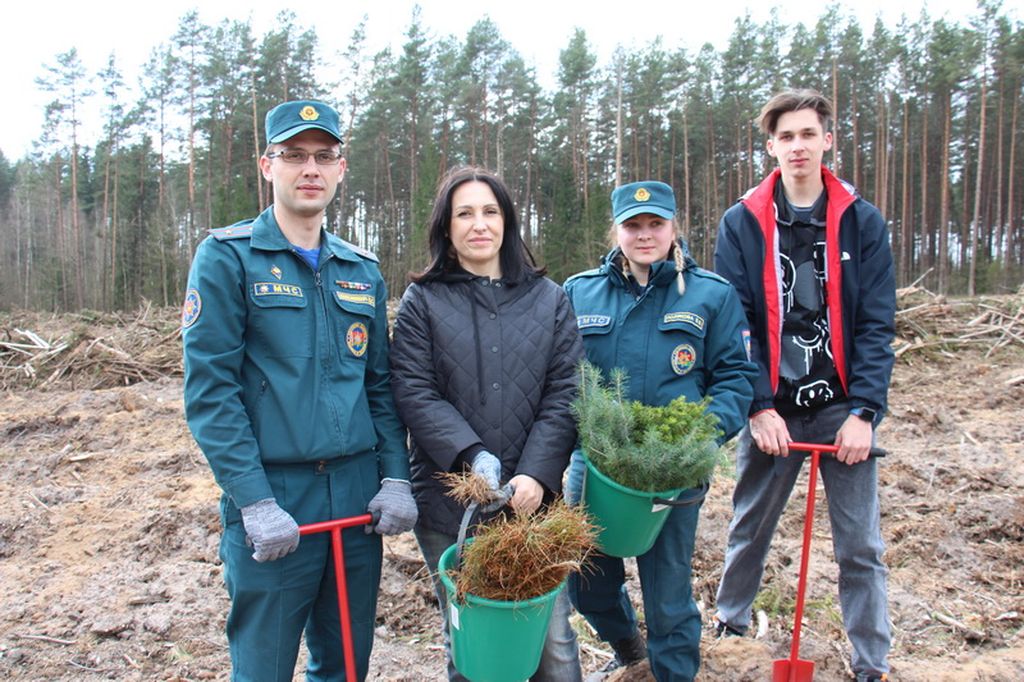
[566,451,705,682]
[219,452,383,681]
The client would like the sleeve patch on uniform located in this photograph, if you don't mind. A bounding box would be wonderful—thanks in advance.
[577,314,612,329]
[181,288,202,328]
[253,282,304,297]
[346,322,369,357]
[671,343,697,376]
[663,312,705,330]
[742,329,752,361]
[335,292,376,307]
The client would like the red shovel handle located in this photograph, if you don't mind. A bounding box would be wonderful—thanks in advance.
[298,513,376,681]
[773,442,885,682]
[788,442,887,458]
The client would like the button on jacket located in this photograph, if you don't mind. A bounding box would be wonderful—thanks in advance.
[182,206,409,507]
[389,271,584,533]
[564,244,756,442]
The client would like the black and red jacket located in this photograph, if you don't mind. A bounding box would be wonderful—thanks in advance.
[714,167,896,423]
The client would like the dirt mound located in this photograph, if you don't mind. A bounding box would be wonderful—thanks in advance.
[0,297,1022,680]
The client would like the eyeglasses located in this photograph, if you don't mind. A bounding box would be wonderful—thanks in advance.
[267,149,343,165]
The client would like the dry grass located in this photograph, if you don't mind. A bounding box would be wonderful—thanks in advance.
[437,470,501,506]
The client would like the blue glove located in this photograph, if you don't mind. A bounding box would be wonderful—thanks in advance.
[366,479,418,535]
[239,498,300,562]
[471,450,502,491]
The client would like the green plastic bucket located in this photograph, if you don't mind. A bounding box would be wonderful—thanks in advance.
[582,452,683,558]
[438,542,564,682]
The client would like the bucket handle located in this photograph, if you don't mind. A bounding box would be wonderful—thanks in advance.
[455,483,514,568]
[652,480,710,507]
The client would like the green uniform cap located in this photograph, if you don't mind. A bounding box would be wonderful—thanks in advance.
[265,100,343,145]
[612,181,676,224]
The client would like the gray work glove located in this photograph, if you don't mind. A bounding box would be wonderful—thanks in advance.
[366,479,418,535]
[239,498,300,562]
[471,450,502,491]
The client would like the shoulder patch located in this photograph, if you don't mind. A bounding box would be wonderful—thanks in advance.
[690,267,730,285]
[563,268,603,286]
[209,221,254,241]
[339,238,379,263]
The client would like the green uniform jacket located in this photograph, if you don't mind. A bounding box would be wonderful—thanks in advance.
[564,245,757,442]
[182,206,409,507]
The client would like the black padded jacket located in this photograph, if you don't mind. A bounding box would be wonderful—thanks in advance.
[389,270,583,533]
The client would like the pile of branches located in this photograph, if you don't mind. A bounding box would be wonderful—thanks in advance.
[0,302,183,391]
[442,472,596,603]
[895,281,1024,363]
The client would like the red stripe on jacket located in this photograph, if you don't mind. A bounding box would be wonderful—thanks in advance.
[740,166,856,396]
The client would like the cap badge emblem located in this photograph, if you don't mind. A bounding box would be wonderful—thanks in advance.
[299,105,319,121]
[634,187,650,201]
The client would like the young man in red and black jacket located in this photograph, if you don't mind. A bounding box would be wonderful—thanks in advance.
[712,89,895,682]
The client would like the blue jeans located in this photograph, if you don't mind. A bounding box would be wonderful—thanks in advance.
[414,524,582,682]
[566,451,704,682]
[714,401,890,679]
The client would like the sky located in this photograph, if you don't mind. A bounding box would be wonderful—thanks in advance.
[0,0,996,161]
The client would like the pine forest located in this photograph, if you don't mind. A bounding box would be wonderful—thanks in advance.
[1,2,1022,312]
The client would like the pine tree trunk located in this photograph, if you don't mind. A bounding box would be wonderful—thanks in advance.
[921,108,930,280]
[900,99,911,286]
[938,93,951,294]
[615,66,623,187]
[832,58,841,176]
[993,73,1005,264]
[1005,81,1019,279]
[969,73,987,296]
[682,102,691,238]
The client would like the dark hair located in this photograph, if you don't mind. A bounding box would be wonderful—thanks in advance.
[411,166,544,283]
[758,88,833,137]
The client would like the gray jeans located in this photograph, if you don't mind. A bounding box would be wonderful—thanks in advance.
[414,524,583,682]
[714,401,890,678]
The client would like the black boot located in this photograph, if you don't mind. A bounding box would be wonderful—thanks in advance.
[586,632,646,681]
[610,632,646,666]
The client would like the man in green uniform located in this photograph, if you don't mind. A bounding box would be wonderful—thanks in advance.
[182,99,416,681]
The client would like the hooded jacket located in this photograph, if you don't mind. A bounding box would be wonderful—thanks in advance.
[564,241,756,442]
[714,167,896,421]
[389,270,584,533]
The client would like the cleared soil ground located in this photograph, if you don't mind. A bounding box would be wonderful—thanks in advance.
[0,296,1021,680]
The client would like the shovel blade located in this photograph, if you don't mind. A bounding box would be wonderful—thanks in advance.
[772,658,815,682]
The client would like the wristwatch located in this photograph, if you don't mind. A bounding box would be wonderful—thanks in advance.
[851,406,877,423]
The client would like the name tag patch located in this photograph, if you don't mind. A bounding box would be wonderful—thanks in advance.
[663,312,705,330]
[335,292,376,307]
[577,314,612,329]
[253,282,303,297]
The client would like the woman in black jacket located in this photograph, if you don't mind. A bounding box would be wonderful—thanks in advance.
[390,166,584,682]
